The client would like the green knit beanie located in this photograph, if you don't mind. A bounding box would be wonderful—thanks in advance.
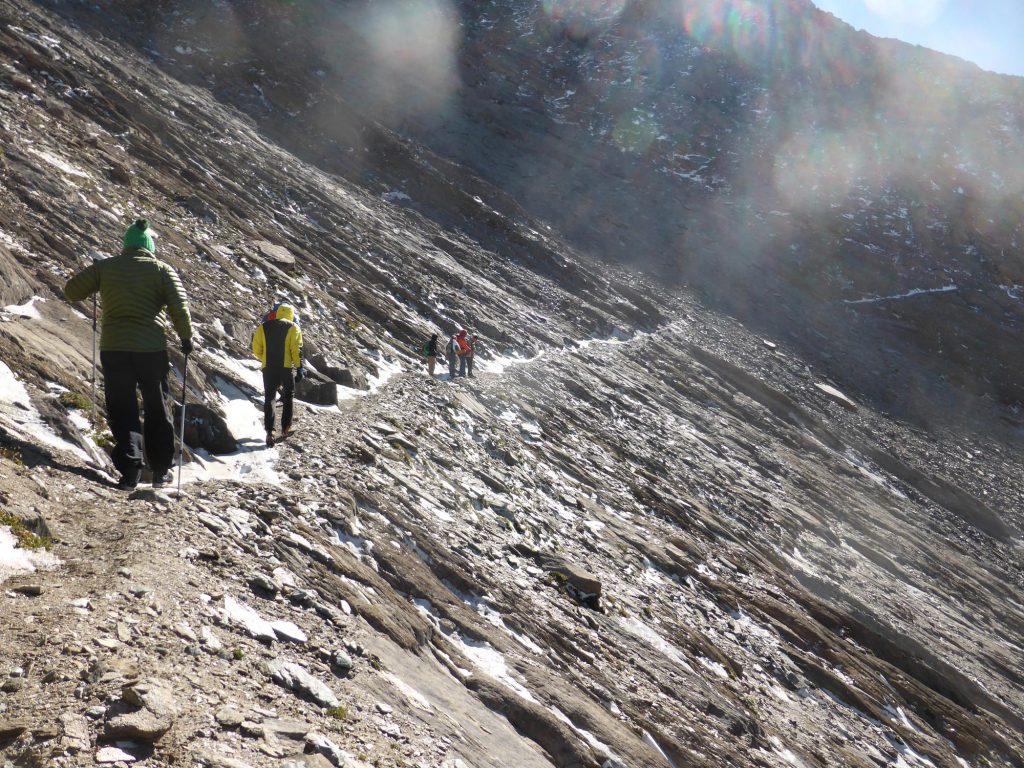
[123,218,155,253]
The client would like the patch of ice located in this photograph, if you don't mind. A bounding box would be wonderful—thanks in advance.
[338,354,403,400]
[883,704,921,733]
[218,356,264,392]
[419,496,454,523]
[332,528,373,559]
[458,590,545,654]
[887,735,937,767]
[780,546,822,578]
[698,656,730,679]
[173,370,283,487]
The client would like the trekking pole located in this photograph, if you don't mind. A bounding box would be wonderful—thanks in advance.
[176,353,189,497]
[90,295,98,428]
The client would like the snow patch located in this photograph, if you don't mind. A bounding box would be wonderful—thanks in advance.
[0,526,60,582]
[0,361,91,463]
[618,617,694,672]
[412,598,536,701]
[642,729,678,767]
[550,707,619,762]
[477,352,538,376]
[1,296,44,320]
[844,285,958,305]
[27,148,89,178]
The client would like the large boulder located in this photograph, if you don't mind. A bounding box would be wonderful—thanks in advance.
[295,370,337,406]
[179,401,237,454]
[305,350,369,391]
[103,678,178,743]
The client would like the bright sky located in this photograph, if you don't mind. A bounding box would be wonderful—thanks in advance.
[813,0,1024,77]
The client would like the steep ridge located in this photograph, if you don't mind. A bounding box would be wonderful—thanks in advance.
[0,2,1022,768]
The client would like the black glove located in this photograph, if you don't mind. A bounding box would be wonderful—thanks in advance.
[295,366,305,382]
[181,338,194,355]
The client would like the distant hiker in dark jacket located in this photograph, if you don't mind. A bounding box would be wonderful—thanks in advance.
[64,219,194,490]
[252,303,303,447]
[425,333,439,377]
[466,333,478,378]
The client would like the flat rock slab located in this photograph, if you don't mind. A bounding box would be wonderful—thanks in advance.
[194,751,256,768]
[214,706,245,729]
[123,678,178,719]
[255,241,296,266]
[271,620,308,644]
[104,709,171,742]
[262,718,311,741]
[538,555,603,597]
[96,745,137,763]
[58,712,90,753]
[223,595,277,643]
[267,659,339,708]
[306,732,373,768]
[0,720,28,740]
[814,383,858,411]
[104,678,177,742]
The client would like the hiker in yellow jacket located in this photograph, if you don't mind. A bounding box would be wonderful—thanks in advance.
[64,219,193,490]
[252,303,303,446]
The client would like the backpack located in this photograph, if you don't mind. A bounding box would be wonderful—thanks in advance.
[445,337,455,355]
[421,341,431,356]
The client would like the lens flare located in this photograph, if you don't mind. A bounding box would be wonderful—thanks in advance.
[543,0,629,41]
[338,0,461,127]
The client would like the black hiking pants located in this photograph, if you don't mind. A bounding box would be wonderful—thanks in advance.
[101,350,174,477]
[262,367,294,434]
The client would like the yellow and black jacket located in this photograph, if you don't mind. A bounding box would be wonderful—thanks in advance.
[252,304,302,370]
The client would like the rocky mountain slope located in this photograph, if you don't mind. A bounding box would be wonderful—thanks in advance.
[39,0,1024,424]
[0,2,1022,768]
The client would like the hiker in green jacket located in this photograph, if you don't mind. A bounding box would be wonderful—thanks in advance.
[64,219,194,490]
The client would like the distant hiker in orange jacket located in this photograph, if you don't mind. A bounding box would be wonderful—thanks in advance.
[456,329,471,378]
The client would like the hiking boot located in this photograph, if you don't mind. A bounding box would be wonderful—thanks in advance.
[117,467,141,490]
[152,470,174,488]
[266,432,275,447]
